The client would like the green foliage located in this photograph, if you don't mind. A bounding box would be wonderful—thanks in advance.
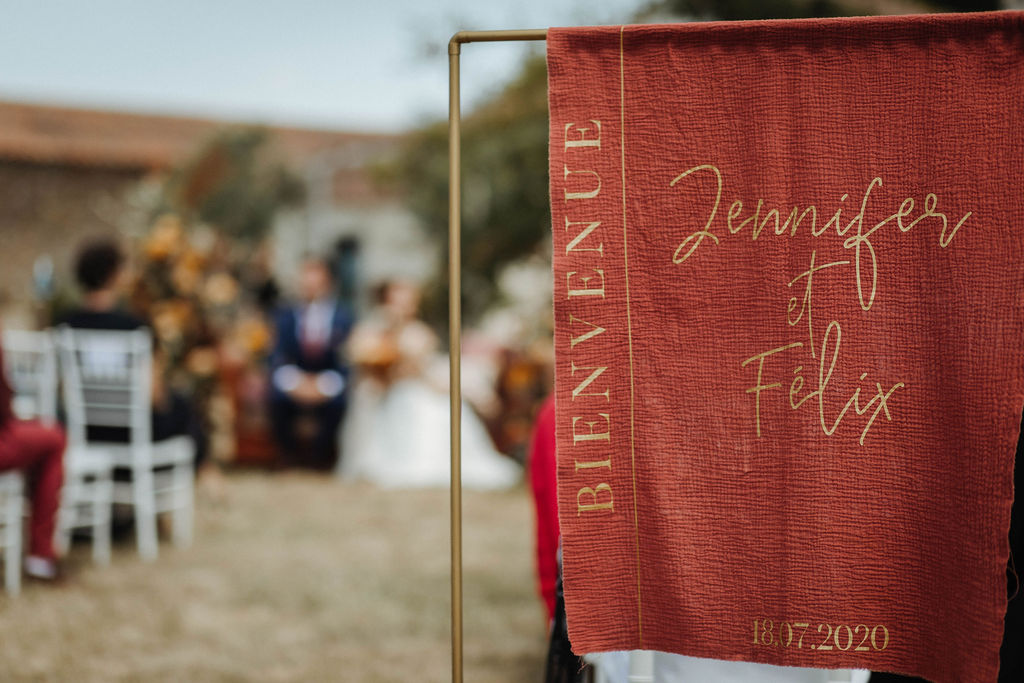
[389,55,550,326]
[160,128,305,242]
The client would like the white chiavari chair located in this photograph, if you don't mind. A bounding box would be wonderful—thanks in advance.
[56,327,193,561]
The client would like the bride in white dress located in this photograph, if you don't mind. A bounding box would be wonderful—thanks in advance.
[338,280,519,490]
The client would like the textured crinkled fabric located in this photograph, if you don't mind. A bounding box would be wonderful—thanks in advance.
[548,11,1024,683]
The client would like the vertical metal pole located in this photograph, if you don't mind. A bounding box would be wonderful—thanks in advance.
[448,36,464,683]
[447,30,545,683]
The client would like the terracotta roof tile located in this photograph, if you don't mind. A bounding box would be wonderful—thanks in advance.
[0,99,398,170]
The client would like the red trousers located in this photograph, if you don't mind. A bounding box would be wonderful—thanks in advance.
[0,419,65,559]
[528,396,559,620]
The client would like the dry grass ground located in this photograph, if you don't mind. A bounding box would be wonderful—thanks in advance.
[0,472,547,682]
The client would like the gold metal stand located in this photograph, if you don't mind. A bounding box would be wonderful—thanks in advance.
[448,28,547,683]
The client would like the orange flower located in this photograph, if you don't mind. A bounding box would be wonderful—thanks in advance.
[144,214,185,261]
[171,251,204,295]
[237,317,271,355]
[203,272,239,306]
[185,346,219,377]
[151,299,193,343]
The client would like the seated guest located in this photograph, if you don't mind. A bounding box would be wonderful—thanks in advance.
[0,333,65,581]
[58,238,207,469]
[529,395,590,681]
[269,257,352,470]
[59,239,144,331]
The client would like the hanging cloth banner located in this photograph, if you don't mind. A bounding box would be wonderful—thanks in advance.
[548,11,1024,683]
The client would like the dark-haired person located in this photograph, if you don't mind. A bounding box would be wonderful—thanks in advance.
[0,333,65,581]
[59,238,145,331]
[58,238,208,472]
[269,257,352,470]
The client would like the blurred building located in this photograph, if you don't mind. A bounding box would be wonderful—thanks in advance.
[0,99,434,325]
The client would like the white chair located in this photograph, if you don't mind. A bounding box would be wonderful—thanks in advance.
[2,330,58,424]
[0,472,23,595]
[56,327,194,561]
[0,329,58,593]
[3,329,114,565]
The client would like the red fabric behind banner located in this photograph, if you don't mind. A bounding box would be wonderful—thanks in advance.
[548,12,1024,683]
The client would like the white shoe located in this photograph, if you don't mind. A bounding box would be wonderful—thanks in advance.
[23,555,58,581]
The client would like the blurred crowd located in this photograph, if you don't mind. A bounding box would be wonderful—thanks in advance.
[0,209,550,585]
[41,214,550,474]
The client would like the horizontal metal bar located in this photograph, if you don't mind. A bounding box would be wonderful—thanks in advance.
[449,29,548,53]
[452,28,547,43]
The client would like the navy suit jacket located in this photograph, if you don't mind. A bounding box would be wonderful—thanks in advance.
[269,301,353,399]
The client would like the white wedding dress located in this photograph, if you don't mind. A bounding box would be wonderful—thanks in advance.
[587,651,870,683]
[339,375,520,490]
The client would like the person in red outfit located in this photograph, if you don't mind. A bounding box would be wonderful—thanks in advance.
[531,396,592,683]
[0,337,65,581]
[528,395,559,620]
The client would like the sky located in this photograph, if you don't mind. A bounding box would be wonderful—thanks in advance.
[0,0,647,132]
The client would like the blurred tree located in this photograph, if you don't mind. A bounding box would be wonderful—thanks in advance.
[387,55,549,327]
[159,128,305,242]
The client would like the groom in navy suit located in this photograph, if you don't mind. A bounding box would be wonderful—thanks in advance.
[269,257,353,470]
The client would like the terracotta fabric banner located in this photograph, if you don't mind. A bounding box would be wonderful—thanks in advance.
[548,12,1024,683]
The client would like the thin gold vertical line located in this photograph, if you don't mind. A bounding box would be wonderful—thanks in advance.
[619,24,643,646]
